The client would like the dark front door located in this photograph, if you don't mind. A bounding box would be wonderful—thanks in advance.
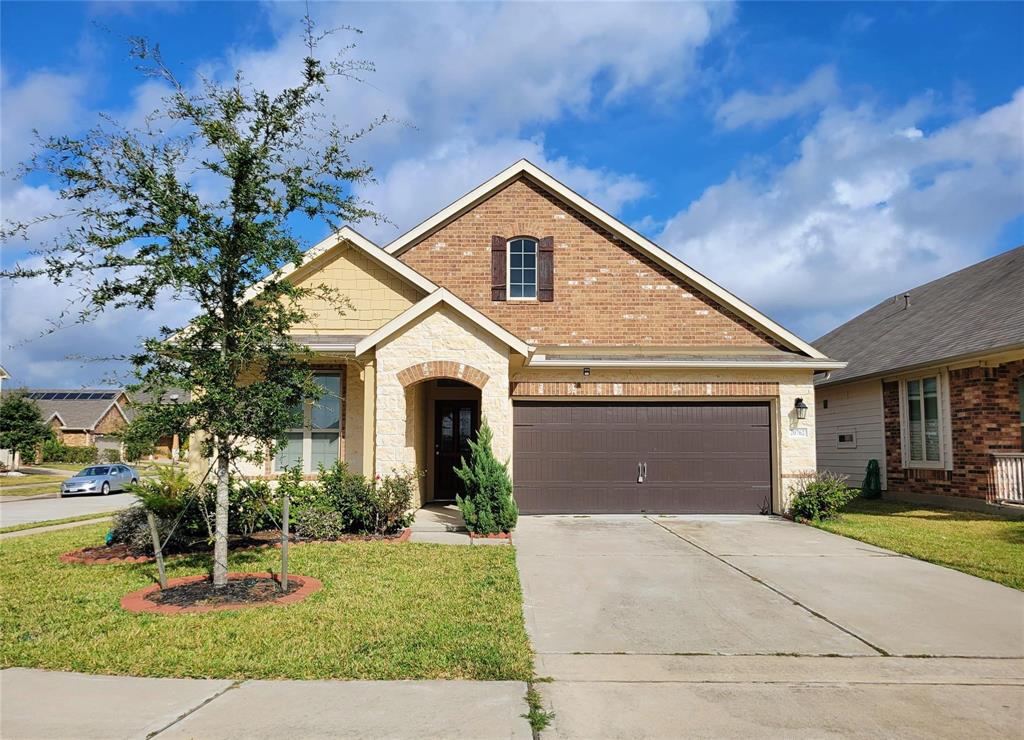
[434,400,479,500]
[513,401,772,514]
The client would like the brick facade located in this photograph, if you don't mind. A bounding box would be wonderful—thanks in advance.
[397,177,786,350]
[883,359,1024,500]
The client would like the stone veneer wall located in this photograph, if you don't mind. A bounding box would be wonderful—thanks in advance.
[512,366,817,513]
[374,305,512,507]
[884,359,1023,500]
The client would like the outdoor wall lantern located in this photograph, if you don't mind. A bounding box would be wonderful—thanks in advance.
[794,398,808,420]
[583,367,591,377]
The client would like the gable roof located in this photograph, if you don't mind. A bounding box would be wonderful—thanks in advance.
[21,389,130,431]
[355,289,532,358]
[243,226,437,303]
[383,159,832,361]
[814,245,1024,386]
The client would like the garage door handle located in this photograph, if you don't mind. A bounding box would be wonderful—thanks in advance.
[642,462,648,480]
[637,462,644,484]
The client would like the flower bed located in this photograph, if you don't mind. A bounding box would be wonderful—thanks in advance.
[61,527,411,565]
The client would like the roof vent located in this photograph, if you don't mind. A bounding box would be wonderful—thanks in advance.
[903,293,911,310]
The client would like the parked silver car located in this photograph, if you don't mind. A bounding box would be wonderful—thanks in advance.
[60,464,138,497]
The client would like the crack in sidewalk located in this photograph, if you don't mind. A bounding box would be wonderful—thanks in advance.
[146,680,243,738]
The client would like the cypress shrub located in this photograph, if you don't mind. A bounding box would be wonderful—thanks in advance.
[455,420,518,534]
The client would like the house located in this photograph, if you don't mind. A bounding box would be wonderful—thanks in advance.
[21,388,130,454]
[215,160,843,514]
[814,246,1024,508]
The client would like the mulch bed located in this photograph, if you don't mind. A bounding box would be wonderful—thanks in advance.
[61,527,411,565]
[121,572,322,614]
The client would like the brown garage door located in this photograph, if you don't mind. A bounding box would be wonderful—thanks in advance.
[513,401,772,514]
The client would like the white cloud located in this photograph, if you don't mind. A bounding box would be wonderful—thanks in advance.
[5,3,727,385]
[658,89,1024,340]
[358,137,648,243]
[0,70,91,170]
[715,65,839,130]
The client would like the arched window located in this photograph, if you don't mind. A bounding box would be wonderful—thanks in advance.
[508,237,537,299]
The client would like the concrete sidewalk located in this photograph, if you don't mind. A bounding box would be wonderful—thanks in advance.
[0,669,532,740]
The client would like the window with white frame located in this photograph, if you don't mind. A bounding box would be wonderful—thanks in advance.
[275,374,342,473]
[507,237,537,299]
[904,375,942,464]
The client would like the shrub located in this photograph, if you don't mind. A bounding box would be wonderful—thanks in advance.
[123,439,154,462]
[108,505,195,555]
[788,471,855,521]
[102,449,121,463]
[294,507,348,540]
[861,459,882,499]
[41,440,98,464]
[229,478,277,537]
[318,461,373,530]
[455,420,518,534]
[367,468,417,535]
[285,462,415,537]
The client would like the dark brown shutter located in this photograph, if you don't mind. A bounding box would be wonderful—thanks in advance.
[491,235,507,301]
[538,236,554,302]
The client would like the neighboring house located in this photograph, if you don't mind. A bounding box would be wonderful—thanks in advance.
[814,246,1024,508]
[208,160,842,514]
[126,389,190,458]
[22,389,130,454]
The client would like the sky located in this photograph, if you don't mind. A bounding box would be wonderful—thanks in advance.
[2,1,1022,387]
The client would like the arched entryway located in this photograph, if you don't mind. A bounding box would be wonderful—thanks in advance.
[396,362,488,503]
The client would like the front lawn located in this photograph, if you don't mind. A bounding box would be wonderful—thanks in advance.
[0,475,67,489]
[0,513,113,534]
[0,524,532,680]
[812,498,1024,590]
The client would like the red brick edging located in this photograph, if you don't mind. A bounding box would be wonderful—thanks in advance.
[120,572,323,615]
[62,528,412,566]
[469,531,512,540]
[61,549,152,565]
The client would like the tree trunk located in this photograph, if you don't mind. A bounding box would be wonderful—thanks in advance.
[213,440,230,588]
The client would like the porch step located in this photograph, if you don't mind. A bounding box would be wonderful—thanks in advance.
[411,504,468,533]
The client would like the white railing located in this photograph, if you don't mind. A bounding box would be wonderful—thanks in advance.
[991,453,1024,504]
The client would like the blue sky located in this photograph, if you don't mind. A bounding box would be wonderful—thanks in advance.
[2,1,1022,386]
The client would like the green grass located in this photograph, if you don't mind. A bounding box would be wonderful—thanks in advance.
[812,498,1024,590]
[0,475,68,489]
[0,485,63,497]
[0,514,114,534]
[0,523,533,681]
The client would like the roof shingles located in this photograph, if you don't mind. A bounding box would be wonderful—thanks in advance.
[815,246,1024,385]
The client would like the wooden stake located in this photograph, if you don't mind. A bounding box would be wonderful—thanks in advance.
[280,490,289,591]
[146,511,168,589]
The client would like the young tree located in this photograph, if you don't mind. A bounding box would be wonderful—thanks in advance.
[0,391,53,464]
[1,20,382,586]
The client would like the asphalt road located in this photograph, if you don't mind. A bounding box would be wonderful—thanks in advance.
[0,491,132,527]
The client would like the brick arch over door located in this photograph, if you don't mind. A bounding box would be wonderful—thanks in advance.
[396,361,490,390]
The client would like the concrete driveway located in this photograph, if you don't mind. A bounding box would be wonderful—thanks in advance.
[515,515,1024,739]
